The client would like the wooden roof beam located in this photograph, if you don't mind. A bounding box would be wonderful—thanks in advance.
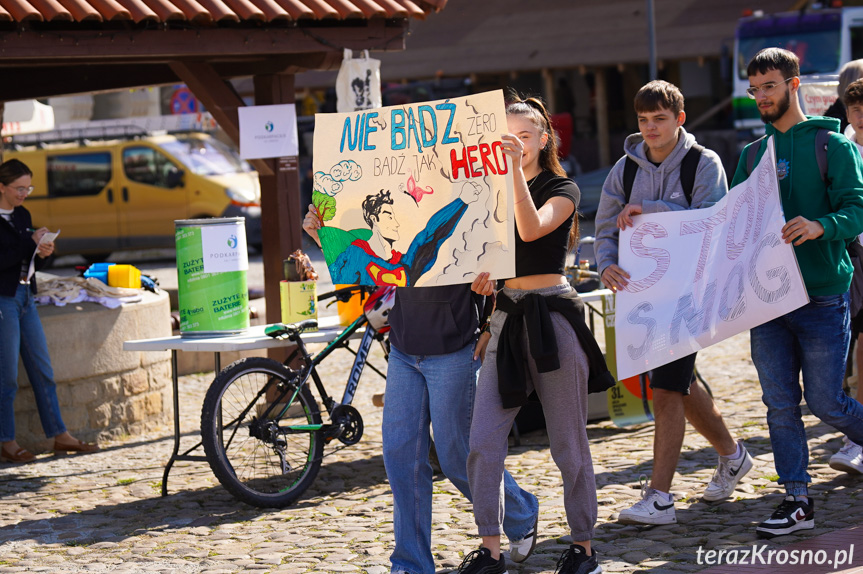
[170,59,273,176]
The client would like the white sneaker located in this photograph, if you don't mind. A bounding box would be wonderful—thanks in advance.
[703,440,754,501]
[509,513,538,563]
[617,477,676,525]
[829,437,863,474]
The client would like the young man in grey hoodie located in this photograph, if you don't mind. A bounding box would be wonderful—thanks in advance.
[594,80,752,525]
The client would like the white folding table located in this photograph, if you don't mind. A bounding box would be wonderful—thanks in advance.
[123,315,362,496]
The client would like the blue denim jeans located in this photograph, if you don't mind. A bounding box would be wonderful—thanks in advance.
[751,292,863,494]
[382,342,538,574]
[0,284,67,442]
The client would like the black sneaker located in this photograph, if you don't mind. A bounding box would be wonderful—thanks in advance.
[554,544,602,574]
[454,547,507,574]
[756,495,815,539]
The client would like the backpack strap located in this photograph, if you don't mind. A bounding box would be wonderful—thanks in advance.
[623,157,638,204]
[679,144,704,206]
[815,128,830,184]
[623,145,704,206]
[746,135,768,175]
[745,131,829,181]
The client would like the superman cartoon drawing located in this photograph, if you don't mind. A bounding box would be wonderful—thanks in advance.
[319,181,485,286]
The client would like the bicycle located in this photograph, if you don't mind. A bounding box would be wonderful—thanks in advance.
[199,284,392,508]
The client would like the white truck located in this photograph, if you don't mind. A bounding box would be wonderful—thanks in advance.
[733,3,863,135]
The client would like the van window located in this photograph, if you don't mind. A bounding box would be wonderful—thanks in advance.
[160,137,252,176]
[47,152,112,197]
[123,147,180,188]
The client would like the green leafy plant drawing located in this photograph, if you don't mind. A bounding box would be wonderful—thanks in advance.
[313,191,336,222]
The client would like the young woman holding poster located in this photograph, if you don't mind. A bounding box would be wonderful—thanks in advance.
[456,98,612,574]
[0,159,99,463]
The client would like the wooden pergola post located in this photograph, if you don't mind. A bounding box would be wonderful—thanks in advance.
[253,73,302,329]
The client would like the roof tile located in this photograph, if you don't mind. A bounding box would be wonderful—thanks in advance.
[0,0,44,21]
[272,0,315,19]
[299,0,338,18]
[167,0,212,20]
[27,0,72,20]
[112,0,158,21]
[87,0,132,20]
[321,0,363,19]
[220,0,264,20]
[371,0,409,17]
[133,0,182,20]
[392,0,425,19]
[343,0,383,18]
[56,0,103,20]
[246,0,289,21]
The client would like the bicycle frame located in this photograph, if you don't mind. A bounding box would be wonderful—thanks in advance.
[259,310,389,439]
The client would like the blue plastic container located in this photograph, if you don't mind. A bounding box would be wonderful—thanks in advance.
[83,262,115,285]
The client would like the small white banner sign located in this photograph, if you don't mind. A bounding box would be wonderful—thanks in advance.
[238,104,299,160]
[614,137,808,379]
[201,224,249,274]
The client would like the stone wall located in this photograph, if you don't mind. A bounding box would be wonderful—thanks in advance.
[14,291,172,452]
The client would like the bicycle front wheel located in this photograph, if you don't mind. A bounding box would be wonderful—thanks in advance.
[201,357,324,508]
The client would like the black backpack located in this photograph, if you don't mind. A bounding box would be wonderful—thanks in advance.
[623,144,704,205]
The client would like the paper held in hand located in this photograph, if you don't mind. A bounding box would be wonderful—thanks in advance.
[26,229,60,282]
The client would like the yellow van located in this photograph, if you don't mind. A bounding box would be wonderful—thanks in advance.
[5,131,261,260]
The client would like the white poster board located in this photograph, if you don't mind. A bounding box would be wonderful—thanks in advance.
[312,90,515,287]
[614,137,808,379]
[238,104,299,160]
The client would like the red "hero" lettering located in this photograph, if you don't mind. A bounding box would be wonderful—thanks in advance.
[450,142,508,179]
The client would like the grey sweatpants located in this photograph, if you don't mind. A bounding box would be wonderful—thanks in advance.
[467,284,597,541]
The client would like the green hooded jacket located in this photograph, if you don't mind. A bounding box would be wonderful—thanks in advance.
[731,116,863,296]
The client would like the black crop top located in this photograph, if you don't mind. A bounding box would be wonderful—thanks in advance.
[514,171,580,277]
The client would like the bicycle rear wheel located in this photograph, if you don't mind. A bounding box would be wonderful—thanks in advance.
[201,357,323,508]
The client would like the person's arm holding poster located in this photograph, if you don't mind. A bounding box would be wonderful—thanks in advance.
[302,205,323,248]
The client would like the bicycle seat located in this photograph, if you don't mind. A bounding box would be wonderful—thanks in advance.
[265,319,319,340]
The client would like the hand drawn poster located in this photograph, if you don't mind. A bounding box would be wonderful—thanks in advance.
[312,90,515,287]
[614,137,808,379]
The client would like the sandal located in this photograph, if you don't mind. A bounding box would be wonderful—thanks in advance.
[54,439,100,455]
[0,446,36,463]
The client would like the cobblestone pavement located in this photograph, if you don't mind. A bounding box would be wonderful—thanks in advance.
[1,326,862,574]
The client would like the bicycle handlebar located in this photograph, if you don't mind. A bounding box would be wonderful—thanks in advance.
[318,285,378,305]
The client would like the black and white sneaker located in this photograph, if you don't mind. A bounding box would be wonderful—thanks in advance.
[554,544,602,574]
[617,477,676,525]
[454,547,508,574]
[509,512,538,563]
[756,495,814,539]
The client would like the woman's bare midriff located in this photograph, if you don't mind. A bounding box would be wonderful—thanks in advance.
[504,273,568,291]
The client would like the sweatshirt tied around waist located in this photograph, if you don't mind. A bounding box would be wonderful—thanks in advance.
[495,290,615,409]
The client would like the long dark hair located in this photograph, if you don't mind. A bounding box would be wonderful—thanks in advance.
[506,94,578,250]
[0,159,33,185]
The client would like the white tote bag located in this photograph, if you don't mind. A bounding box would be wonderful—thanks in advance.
[336,49,382,113]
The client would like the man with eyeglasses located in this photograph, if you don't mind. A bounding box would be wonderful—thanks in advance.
[731,47,863,539]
